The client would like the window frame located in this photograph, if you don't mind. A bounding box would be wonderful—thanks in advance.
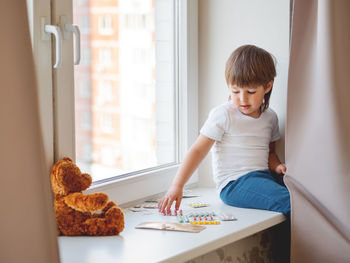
[30,0,198,204]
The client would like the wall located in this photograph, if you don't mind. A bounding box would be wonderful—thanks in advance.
[185,222,290,263]
[197,0,290,187]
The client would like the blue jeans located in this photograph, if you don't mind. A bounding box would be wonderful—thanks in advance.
[220,170,290,216]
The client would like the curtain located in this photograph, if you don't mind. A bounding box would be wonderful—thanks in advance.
[285,0,350,262]
[0,1,59,263]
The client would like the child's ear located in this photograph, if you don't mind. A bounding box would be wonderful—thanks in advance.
[265,81,273,94]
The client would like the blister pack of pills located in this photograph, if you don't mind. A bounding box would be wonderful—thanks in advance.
[187,202,208,208]
[218,213,237,221]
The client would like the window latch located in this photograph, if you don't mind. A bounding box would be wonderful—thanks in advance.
[41,17,63,69]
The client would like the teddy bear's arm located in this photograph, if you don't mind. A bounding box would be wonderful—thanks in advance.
[63,193,108,212]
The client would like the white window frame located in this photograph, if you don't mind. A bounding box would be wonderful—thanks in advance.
[30,0,198,204]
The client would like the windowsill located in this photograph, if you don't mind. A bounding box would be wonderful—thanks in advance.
[58,187,286,263]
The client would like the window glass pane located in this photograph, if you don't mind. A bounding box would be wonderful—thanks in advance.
[73,0,176,182]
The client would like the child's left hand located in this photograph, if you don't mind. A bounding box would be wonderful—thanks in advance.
[275,163,287,174]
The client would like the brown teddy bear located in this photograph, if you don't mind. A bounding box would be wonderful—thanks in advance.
[50,157,124,236]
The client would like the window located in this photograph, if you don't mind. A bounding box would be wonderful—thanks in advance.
[79,80,91,98]
[100,114,114,134]
[73,0,179,182]
[98,48,113,69]
[123,14,148,30]
[97,80,113,105]
[98,15,114,35]
[80,17,91,34]
[81,112,92,131]
[28,0,198,203]
[81,48,91,66]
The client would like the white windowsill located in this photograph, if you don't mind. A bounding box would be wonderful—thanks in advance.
[58,187,286,263]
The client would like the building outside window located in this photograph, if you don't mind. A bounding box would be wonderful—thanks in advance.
[73,0,177,182]
[98,15,114,35]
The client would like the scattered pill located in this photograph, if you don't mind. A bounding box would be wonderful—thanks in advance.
[177,215,184,223]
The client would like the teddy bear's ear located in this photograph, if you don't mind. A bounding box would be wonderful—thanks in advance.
[63,157,73,162]
[51,157,92,195]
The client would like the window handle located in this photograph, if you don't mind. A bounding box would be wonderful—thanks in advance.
[44,24,63,68]
[65,24,81,65]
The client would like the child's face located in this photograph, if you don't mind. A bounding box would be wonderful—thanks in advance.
[229,82,272,118]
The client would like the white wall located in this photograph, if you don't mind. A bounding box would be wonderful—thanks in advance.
[198,0,290,186]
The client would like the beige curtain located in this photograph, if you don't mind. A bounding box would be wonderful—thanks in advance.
[285,0,350,262]
[0,2,59,263]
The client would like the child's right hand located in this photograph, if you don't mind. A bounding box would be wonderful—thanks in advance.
[158,185,183,215]
[275,163,287,174]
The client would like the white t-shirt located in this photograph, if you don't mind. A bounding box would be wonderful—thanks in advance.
[200,101,280,193]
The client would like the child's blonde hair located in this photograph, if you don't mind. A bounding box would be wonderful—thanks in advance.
[225,45,276,112]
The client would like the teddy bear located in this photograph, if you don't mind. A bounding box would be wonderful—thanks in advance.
[50,157,124,236]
